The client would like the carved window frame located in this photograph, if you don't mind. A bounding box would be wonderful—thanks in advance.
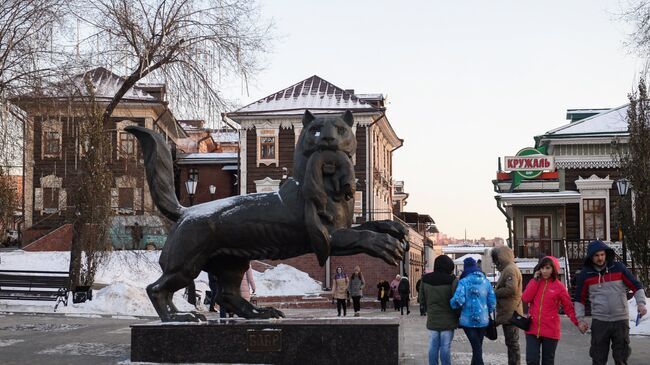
[256,127,279,167]
[34,174,66,215]
[116,120,138,160]
[41,119,63,159]
[111,175,141,215]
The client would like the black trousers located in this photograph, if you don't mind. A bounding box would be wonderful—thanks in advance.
[400,297,410,314]
[336,299,347,316]
[525,334,558,365]
[393,298,401,310]
[590,319,630,365]
[380,299,388,311]
[352,296,361,312]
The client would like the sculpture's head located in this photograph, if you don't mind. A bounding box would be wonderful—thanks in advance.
[298,110,357,158]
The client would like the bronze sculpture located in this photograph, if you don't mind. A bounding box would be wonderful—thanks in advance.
[126,110,407,322]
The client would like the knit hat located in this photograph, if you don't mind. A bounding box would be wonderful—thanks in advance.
[460,257,481,279]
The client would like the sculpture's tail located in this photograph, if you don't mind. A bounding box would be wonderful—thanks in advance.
[126,126,184,222]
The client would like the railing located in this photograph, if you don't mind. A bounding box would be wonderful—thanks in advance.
[514,238,594,261]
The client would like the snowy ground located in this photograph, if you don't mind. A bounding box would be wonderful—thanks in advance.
[0,250,322,318]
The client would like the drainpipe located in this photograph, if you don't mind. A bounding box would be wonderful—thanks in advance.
[325,257,331,290]
[495,196,514,248]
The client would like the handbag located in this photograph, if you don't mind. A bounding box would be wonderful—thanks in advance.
[510,310,531,331]
[486,312,498,340]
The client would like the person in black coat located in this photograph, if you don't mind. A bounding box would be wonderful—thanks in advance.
[398,275,411,315]
[377,280,390,311]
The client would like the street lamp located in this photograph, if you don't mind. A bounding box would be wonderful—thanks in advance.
[209,184,216,200]
[185,179,197,206]
[616,178,631,263]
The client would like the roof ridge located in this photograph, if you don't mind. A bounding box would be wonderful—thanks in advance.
[545,103,629,135]
[231,75,369,114]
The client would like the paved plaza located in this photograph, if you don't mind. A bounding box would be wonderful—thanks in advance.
[0,308,649,364]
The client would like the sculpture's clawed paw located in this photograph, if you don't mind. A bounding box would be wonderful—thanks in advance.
[360,220,408,241]
[252,306,285,319]
[168,311,207,322]
[365,233,405,266]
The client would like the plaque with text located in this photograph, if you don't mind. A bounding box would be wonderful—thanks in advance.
[247,329,282,352]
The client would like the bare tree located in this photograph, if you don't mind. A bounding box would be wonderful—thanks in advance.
[0,103,24,244]
[71,0,271,127]
[619,78,650,289]
[0,0,68,98]
[59,0,270,287]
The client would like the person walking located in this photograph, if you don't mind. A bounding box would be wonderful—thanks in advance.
[399,275,411,315]
[348,266,365,316]
[390,274,402,311]
[492,246,523,365]
[208,272,219,312]
[240,263,256,302]
[522,256,580,365]
[377,280,390,312]
[573,240,647,365]
[332,267,349,316]
[419,255,459,365]
[450,257,496,365]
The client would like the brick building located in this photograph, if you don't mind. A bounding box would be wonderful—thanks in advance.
[225,75,410,296]
[14,67,187,249]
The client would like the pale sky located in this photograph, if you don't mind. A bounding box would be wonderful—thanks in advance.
[223,0,645,239]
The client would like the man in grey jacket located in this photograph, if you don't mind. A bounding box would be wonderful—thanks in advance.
[573,240,647,365]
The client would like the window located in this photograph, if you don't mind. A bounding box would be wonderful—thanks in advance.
[45,132,60,154]
[583,198,606,240]
[119,131,136,158]
[43,188,59,211]
[119,188,134,210]
[261,137,275,159]
[255,127,279,166]
[188,168,199,182]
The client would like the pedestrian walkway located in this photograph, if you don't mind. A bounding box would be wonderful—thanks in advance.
[1,306,649,364]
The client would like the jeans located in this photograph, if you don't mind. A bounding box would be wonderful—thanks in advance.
[428,329,454,365]
[463,327,486,365]
[525,334,558,365]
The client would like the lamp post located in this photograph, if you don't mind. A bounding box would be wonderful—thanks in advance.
[185,179,197,206]
[615,178,630,263]
[209,184,216,200]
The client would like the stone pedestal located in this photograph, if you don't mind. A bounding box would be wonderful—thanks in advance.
[131,317,399,364]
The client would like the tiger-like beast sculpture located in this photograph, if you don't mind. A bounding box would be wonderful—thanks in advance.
[126,110,407,322]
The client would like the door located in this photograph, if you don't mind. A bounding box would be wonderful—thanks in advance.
[524,216,552,258]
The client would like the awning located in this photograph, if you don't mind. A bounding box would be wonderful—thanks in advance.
[221,165,238,171]
[496,191,580,205]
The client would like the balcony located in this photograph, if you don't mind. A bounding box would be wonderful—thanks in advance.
[515,238,593,261]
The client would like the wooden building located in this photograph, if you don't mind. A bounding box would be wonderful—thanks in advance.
[494,106,628,276]
[14,67,187,249]
[225,75,407,295]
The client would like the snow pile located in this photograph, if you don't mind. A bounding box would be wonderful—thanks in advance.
[253,264,322,296]
[628,296,650,336]
[0,250,322,316]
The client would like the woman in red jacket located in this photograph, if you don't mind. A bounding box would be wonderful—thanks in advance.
[522,256,580,365]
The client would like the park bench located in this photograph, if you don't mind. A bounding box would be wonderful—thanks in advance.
[0,270,70,311]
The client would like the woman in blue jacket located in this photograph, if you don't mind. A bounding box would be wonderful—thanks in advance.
[450,257,496,365]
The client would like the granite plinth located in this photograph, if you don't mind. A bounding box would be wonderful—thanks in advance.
[131,317,399,364]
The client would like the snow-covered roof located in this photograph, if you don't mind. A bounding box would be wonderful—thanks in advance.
[453,253,483,264]
[229,75,381,116]
[211,131,239,143]
[497,191,581,205]
[544,104,629,137]
[76,67,158,101]
[442,246,491,254]
[177,152,238,165]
